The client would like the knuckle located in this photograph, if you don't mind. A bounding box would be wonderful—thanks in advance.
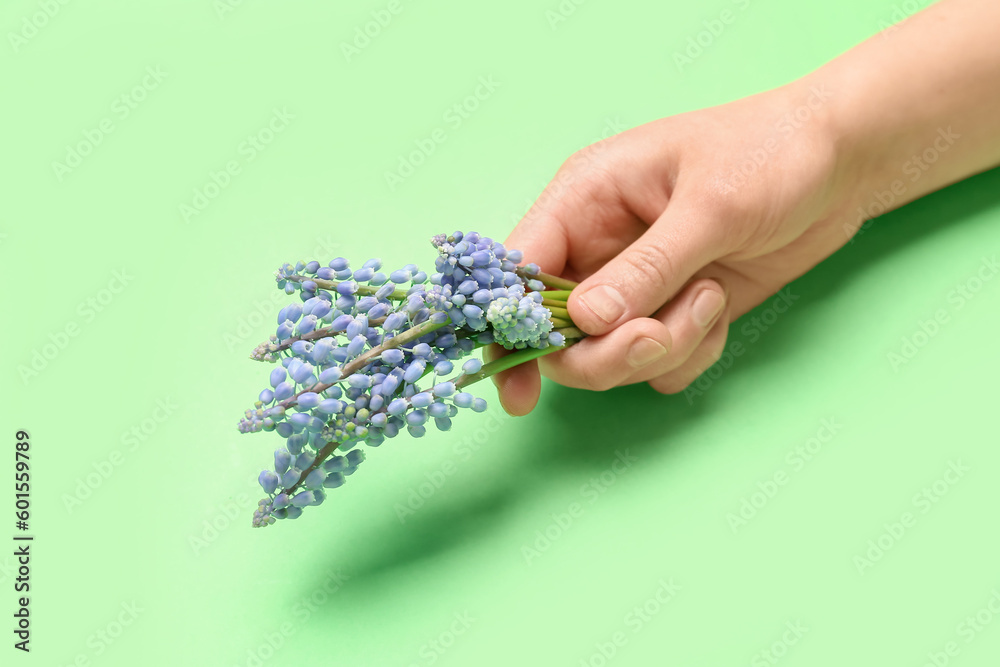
[622,243,674,293]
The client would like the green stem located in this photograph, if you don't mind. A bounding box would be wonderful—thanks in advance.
[554,326,585,339]
[517,269,579,291]
[549,316,572,328]
[285,274,411,300]
[274,317,450,411]
[540,289,572,300]
[455,339,579,389]
[546,305,571,320]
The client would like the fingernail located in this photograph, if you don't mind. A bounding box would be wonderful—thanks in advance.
[692,289,725,328]
[627,337,668,369]
[578,285,626,325]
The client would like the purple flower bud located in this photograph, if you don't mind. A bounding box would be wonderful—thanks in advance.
[462,358,483,374]
[323,456,348,472]
[258,470,279,494]
[324,472,346,488]
[433,382,456,397]
[453,392,474,409]
[472,398,488,412]
[272,449,292,475]
[381,348,404,365]
[346,335,366,358]
[291,491,315,507]
[304,468,325,489]
[291,363,315,385]
[278,303,303,324]
[270,367,287,388]
[285,506,303,519]
[272,493,291,509]
[403,360,426,383]
[346,449,366,466]
[274,382,295,401]
[410,392,432,408]
[319,367,343,384]
[387,398,408,415]
[390,269,411,284]
[297,392,320,408]
[316,398,343,414]
[281,467,302,488]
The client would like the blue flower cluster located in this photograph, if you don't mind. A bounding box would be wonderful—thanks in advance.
[240,232,566,528]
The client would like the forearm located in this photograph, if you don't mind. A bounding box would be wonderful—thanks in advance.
[803,0,1000,213]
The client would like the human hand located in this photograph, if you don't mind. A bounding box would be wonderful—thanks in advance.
[491,80,859,415]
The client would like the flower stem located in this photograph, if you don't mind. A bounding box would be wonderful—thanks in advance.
[540,289,572,300]
[454,339,579,389]
[275,317,450,411]
[285,274,411,300]
[554,326,585,339]
[517,269,579,291]
[546,305,571,320]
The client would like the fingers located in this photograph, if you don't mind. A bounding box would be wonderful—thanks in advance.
[647,314,731,395]
[619,279,729,385]
[536,317,673,391]
[486,345,541,416]
[567,200,728,336]
[505,144,638,278]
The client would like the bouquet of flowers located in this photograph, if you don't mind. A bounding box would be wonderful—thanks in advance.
[238,232,583,527]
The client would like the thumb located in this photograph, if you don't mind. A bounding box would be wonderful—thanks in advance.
[568,201,725,335]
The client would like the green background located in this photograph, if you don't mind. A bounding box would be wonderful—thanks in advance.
[4,0,1000,665]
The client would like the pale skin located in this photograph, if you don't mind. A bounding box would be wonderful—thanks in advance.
[491,0,1000,415]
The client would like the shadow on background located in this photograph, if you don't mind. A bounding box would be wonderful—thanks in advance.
[295,165,1000,606]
